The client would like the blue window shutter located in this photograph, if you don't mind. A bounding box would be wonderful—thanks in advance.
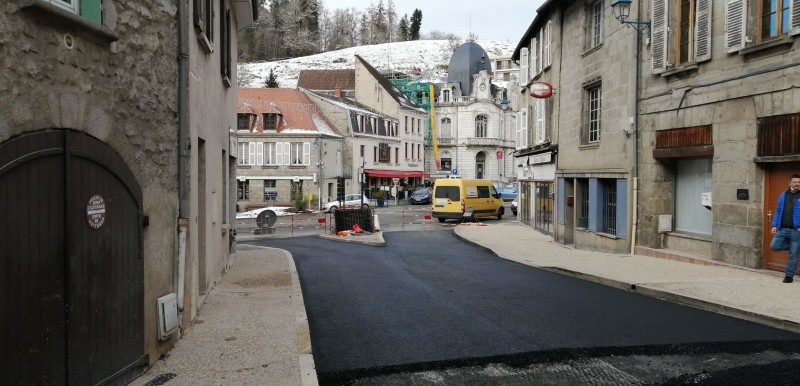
[81,0,102,24]
[616,179,628,239]
[557,178,565,224]
[589,178,600,231]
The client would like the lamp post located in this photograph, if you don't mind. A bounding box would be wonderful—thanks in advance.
[611,0,649,255]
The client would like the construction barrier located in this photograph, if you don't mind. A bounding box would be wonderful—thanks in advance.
[401,207,433,230]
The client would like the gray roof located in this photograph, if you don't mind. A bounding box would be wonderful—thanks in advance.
[447,41,493,97]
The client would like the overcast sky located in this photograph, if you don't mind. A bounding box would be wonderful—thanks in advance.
[322,0,546,42]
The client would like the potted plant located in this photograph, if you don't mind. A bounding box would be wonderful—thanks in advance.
[373,190,387,207]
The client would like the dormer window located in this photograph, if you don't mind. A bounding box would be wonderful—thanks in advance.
[263,113,279,131]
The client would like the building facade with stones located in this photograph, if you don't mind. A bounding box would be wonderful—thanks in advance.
[635,0,800,271]
[517,0,638,254]
[236,88,344,211]
[353,55,428,197]
[0,0,255,383]
[431,41,517,186]
[512,3,561,236]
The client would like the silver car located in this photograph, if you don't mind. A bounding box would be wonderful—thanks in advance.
[323,193,370,212]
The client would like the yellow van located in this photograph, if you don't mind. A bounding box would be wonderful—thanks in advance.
[431,179,504,222]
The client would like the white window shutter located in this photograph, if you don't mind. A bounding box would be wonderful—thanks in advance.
[521,109,528,148]
[276,142,283,165]
[695,0,712,62]
[531,38,538,76]
[544,20,552,68]
[791,0,800,35]
[725,0,746,53]
[537,29,544,73]
[256,142,264,165]
[520,47,529,84]
[248,142,256,165]
[536,98,546,144]
[303,142,311,165]
[651,0,668,73]
[284,142,291,165]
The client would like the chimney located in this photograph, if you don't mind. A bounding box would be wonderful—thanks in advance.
[334,86,341,97]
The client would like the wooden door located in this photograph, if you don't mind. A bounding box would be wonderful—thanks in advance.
[0,131,145,385]
[763,162,800,271]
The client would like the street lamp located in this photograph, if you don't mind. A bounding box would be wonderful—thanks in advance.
[611,0,648,255]
[611,0,650,32]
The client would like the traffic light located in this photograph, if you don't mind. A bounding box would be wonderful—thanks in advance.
[337,177,345,202]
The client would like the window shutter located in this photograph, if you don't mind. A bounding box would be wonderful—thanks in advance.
[248,142,256,165]
[522,106,531,148]
[651,0,668,73]
[791,0,800,36]
[538,29,544,73]
[520,47,529,84]
[544,20,552,68]
[284,142,291,165]
[536,98,546,144]
[256,142,264,165]
[81,0,102,23]
[531,38,538,76]
[695,0,712,62]
[725,0,746,53]
[303,142,311,165]
[238,141,245,164]
[276,142,284,165]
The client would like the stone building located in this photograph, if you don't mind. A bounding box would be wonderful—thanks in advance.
[635,0,800,271]
[0,0,255,383]
[512,5,559,236]
[236,88,343,211]
[512,0,637,254]
[353,55,428,195]
[432,41,516,185]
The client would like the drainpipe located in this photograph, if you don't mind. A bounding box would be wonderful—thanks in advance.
[177,0,189,313]
[630,4,642,255]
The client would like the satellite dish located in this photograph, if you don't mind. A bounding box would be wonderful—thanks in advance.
[256,210,277,228]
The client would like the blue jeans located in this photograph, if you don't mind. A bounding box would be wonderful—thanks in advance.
[771,228,800,277]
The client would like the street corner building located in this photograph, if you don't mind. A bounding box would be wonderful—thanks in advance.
[0,0,257,384]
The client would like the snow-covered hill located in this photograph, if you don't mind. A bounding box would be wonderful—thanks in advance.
[238,39,518,89]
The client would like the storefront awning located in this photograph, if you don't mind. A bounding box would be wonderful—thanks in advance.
[364,169,428,178]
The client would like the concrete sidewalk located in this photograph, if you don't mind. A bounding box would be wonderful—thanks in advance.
[454,222,800,333]
[131,246,318,386]
[131,221,800,386]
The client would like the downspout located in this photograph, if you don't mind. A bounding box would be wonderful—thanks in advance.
[630,4,642,255]
[177,0,189,313]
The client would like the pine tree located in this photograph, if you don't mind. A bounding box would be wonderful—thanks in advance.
[265,69,279,88]
[409,9,422,40]
[398,15,409,41]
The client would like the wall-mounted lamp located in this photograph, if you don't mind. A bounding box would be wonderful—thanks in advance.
[611,0,650,32]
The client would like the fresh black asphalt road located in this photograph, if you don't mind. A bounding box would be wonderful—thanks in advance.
[254,231,800,381]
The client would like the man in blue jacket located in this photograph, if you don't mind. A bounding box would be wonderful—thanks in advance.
[771,174,800,283]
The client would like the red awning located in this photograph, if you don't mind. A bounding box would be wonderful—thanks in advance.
[364,169,428,178]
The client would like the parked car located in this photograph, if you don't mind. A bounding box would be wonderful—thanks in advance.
[498,185,518,202]
[323,193,369,212]
[511,199,517,216]
[409,187,432,204]
[432,178,504,222]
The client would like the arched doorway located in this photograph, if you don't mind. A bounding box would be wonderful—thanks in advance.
[475,152,486,179]
[0,130,145,385]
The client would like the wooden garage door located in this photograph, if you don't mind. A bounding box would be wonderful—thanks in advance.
[0,130,146,385]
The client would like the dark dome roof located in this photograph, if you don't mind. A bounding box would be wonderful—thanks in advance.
[447,41,492,96]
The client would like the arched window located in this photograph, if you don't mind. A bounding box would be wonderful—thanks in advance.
[440,118,451,138]
[442,89,450,102]
[475,114,488,138]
